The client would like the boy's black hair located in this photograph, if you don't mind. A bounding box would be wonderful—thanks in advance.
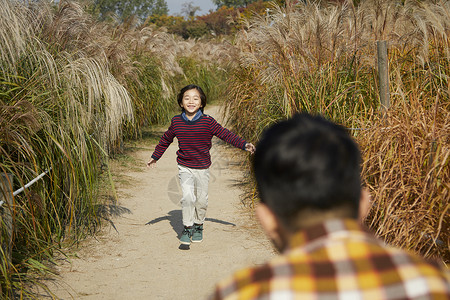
[253,113,362,227]
[177,84,207,112]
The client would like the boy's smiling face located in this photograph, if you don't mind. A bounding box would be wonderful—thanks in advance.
[181,89,202,119]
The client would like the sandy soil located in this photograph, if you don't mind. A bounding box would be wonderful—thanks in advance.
[44,106,275,299]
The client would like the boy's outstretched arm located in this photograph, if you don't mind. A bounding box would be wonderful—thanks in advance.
[245,143,256,154]
[147,118,176,169]
[209,117,255,154]
[147,158,157,168]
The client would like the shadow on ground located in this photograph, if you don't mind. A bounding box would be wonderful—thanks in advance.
[145,209,236,239]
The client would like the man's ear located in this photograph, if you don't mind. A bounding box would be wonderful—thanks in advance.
[256,203,288,252]
[358,188,371,223]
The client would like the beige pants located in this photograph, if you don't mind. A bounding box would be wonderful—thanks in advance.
[178,165,210,227]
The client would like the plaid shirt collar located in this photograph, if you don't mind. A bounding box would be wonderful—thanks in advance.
[286,218,376,255]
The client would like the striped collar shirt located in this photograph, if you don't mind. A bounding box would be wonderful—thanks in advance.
[151,114,247,169]
[211,219,450,300]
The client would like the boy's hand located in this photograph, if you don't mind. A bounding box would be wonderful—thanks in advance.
[245,143,256,154]
[147,158,157,168]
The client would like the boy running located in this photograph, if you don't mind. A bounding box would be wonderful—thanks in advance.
[147,84,255,245]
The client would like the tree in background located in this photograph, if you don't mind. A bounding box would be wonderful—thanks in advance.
[185,20,209,38]
[181,1,202,19]
[197,6,238,36]
[152,0,169,15]
[147,14,185,33]
[147,0,272,39]
[238,0,272,20]
[212,0,270,8]
[198,1,270,36]
[90,0,168,22]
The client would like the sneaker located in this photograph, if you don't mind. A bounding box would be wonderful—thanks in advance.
[180,227,192,245]
[192,224,203,243]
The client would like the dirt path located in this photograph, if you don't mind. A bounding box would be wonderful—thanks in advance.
[47,106,274,299]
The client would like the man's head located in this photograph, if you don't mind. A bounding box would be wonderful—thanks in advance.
[253,113,366,250]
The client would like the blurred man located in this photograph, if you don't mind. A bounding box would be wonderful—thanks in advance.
[211,113,450,299]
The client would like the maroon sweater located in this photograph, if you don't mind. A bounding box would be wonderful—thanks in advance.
[151,114,247,169]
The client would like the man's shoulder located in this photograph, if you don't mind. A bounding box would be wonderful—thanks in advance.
[384,244,450,275]
[212,256,287,299]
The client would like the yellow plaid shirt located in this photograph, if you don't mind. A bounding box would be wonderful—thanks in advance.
[211,219,450,300]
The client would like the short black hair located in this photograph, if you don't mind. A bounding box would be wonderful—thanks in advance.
[177,84,207,112]
[253,113,361,227]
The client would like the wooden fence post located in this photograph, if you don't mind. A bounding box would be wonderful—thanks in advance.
[0,173,13,268]
[377,40,390,110]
